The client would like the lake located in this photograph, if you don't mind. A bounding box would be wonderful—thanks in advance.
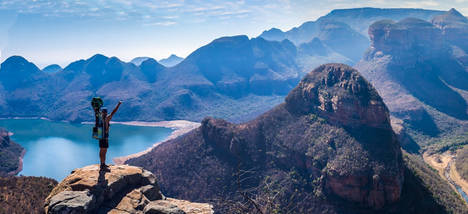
[0,119,172,181]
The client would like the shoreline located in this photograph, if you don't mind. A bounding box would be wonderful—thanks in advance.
[1,117,200,171]
[0,116,52,121]
[8,148,26,176]
[113,120,200,164]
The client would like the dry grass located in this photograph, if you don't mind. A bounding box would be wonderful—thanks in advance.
[0,176,57,214]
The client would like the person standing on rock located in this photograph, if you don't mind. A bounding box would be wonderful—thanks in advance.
[98,101,122,171]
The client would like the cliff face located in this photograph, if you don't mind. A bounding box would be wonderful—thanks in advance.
[356,11,468,139]
[44,164,213,214]
[128,64,404,213]
[285,64,402,208]
[285,64,390,128]
[432,8,468,53]
[0,128,25,176]
[367,18,446,62]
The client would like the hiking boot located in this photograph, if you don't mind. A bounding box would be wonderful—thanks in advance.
[100,164,110,171]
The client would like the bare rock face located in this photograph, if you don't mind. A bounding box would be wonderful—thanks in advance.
[44,165,213,214]
[285,64,403,208]
[432,8,468,52]
[367,18,446,62]
[357,13,468,134]
[285,63,390,129]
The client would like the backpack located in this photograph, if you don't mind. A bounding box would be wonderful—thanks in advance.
[91,97,104,140]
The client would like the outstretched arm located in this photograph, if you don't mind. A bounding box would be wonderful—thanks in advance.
[109,101,122,121]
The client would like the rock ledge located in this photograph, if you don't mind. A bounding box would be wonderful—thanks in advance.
[44,164,213,214]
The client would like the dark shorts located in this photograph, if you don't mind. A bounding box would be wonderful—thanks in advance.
[99,138,109,148]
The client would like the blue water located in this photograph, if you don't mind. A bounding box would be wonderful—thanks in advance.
[456,186,468,202]
[0,119,172,181]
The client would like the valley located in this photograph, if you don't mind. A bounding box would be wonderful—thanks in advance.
[423,150,468,203]
[0,5,468,213]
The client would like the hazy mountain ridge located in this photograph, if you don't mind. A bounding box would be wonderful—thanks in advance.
[158,54,184,67]
[355,9,468,149]
[130,56,152,66]
[260,8,444,66]
[0,7,453,124]
[260,8,444,44]
[0,36,298,123]
[42,64,62,73]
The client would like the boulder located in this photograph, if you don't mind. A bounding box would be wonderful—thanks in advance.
[45,164,213,214]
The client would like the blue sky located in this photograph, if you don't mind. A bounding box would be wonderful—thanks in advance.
[0,0,467,68]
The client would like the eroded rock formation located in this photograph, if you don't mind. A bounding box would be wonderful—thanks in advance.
[127,64,404,212]
[44,164,213,214]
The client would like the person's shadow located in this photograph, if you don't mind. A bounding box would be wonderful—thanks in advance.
[97,169,108,186]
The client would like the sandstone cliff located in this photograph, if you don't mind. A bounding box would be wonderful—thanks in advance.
[432,8,468,53]
[356,10,468,140]
[44,164,213,214]
[127,64,405,213]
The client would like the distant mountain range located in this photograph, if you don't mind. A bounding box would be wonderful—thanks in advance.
[260,8,444,65]
[0,8,465,135]
[130,55,184,67]
[356,8,468,151]
[158,54,184,67]
[0,35,298,122]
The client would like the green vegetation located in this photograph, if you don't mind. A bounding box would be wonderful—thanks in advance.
[0,128,24,176]
[402,152,468,213]
[406,104,468,152]
[0,176,57,214]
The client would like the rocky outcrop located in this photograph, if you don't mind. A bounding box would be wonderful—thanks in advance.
[285,64,403,208]
[44,164,213,214]
[356,12,468,137]
[127,64,404,213]
[285,64,390,129]
[367,18,446,62]
[432,8,468,52]
[0,128,25,176]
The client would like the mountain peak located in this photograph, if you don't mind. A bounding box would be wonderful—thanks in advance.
[130,56,152,66]
[285,63,389,128]
[448,8,464,17]
[42,64,62,73]
[158,54,183,67]
[261,27,284,35]
[211,35,249,44]
[87,54,109,62]
[0,55,40,74]
[432,8,468,27]
[2,55,29,66]
[258,28,287,42]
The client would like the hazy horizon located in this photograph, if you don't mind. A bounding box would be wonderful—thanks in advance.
[1,0,467,68]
